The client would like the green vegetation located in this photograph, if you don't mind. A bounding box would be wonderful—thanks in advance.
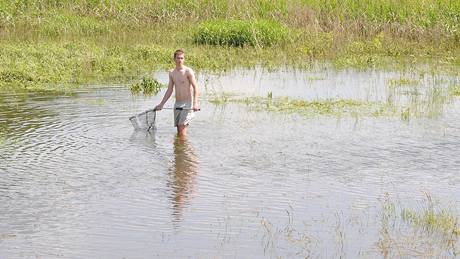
[257,192,459,258]
[209,93,394,117]
[209,82,458,120]
[130,77,165,96]
[388,77,419,87]
[402,208,460,235]
[0,42,173,91]
[0,0,459,90]
[400,108,411,121]
[194,19,288,47]
[449,85,460,97]
[378,193,459,258]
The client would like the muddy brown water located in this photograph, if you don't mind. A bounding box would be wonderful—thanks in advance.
[1,67,460,258]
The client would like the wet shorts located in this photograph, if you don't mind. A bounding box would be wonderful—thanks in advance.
[174,100,195,127]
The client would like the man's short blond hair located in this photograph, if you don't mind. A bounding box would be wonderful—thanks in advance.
[174,49,185,59]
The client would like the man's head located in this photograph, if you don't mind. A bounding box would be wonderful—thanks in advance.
[174,49,185,67]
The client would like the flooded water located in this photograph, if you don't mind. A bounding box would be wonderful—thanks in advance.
[1,67,460,258]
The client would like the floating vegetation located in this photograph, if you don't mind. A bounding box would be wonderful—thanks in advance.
[209,93,392,117]
[208,91,240,105]
[388,78,420,87]
[194,19,288,47]
[130,77,164,96]
[209,85,456,120]
[306,76,326,81]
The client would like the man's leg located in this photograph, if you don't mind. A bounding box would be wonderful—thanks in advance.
[177,124,187,137]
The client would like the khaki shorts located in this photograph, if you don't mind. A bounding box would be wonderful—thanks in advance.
[174,101,195,127]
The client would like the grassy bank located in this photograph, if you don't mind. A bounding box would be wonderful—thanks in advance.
[0,0,459,90]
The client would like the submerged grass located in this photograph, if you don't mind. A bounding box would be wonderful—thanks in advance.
[209,93,395,118]
[257,192,459,257]
[209,81,456,120]
[378,193,459,258]
[392,85,451,120]
[402,208,460,235]
[0,0,459,90]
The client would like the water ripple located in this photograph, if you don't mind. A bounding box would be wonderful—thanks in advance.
[1,70,460,258]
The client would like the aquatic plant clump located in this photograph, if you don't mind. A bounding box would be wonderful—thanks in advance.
[130,77,165,96]
[402,208,460,235]
[449,86,460,97]
[194,19,288,47]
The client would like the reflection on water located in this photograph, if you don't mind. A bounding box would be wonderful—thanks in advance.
[170,136,198,223]
[129,129,157,149]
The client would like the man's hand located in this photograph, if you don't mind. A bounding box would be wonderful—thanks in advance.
[193,105,200,112]
[154,104,163,111]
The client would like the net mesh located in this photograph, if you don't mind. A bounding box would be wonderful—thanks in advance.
[129,109,156,130]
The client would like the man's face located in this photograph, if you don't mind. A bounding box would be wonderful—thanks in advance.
[174,53,185,66]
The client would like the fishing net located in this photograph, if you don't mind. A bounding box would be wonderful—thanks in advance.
[129,109,156,131]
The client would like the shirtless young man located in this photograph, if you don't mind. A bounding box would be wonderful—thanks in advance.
[154,49,200,137]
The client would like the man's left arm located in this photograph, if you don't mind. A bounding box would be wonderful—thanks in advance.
[188,69,200,111]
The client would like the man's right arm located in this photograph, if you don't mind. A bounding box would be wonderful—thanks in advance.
[155,72,174,110]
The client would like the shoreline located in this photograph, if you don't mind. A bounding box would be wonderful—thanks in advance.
[1,0,459,90]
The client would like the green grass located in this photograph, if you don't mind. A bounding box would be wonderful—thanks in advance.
[194,19,288,47]
[0,0,459,90]
[0,42,173,89]
[299,0,460,29]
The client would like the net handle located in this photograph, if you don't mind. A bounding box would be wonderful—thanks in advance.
[155,107,201,111]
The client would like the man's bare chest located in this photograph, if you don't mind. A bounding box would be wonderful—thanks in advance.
[172,72,189,86]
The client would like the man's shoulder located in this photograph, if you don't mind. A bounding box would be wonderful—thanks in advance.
[184,66,195,75]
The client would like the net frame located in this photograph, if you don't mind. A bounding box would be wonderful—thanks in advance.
[129,109,157,131]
